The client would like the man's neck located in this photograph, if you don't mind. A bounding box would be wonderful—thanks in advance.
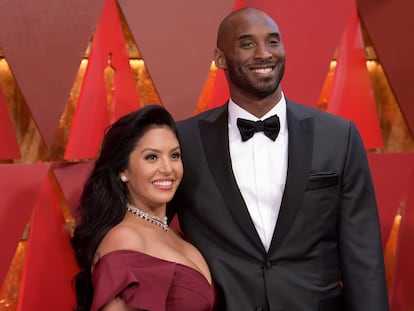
[230,91,282,118]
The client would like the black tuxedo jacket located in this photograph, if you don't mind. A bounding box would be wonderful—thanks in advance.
[170,100,389,311]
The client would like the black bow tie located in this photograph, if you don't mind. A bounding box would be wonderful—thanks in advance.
[237,115,280,141]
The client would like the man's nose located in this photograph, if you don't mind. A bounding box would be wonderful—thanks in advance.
[254,44,272,59]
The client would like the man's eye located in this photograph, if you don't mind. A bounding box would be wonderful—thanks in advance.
[269,39,280,46]
[241,41,254,48]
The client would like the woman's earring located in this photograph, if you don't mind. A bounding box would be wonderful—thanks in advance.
[120,175,127,182]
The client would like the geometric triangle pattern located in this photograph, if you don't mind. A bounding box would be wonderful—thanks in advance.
[52,161,94,218]
[16,176,78,311]
[0,0,105,146]
[388,169,414,310]
[0,84,20,159]
[244,0,354,107]
[327,1,383,149]
[64,0,140,159]
[367,152,414,247]
[119,0,234,120]
[357,0,414,136]
[206,69,230,110]
[0,0,413,306]
[0,163,51,286]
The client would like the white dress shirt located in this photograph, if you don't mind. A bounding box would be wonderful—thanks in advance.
[228,94,288,251]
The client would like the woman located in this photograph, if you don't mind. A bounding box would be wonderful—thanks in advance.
[71,105,215,311]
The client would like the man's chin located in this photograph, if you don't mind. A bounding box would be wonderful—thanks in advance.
[254,83,278,97]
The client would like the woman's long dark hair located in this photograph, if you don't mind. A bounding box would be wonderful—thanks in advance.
[71,104,178,311]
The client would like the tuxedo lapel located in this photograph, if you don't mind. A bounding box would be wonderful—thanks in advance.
[199,105,264,251]
[269,101,314,253]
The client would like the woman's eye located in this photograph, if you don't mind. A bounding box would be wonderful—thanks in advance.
[145,154,157,161]
[171,152,181,160]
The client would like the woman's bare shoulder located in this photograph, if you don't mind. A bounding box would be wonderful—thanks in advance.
[95,223,145,260]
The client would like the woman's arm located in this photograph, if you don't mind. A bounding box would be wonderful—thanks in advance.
[101,296,142,311]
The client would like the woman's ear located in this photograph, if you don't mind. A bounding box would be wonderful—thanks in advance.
[119,173,127,183]
[214,48,226,69]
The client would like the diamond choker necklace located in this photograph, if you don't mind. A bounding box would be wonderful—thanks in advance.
[126,202,169,231]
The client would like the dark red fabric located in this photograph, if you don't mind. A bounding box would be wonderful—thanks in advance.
[91,250,215,311]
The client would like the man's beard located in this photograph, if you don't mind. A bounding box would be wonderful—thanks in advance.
[227,61,285,99]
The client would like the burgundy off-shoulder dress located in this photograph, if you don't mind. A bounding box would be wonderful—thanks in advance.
[91,250,216,311]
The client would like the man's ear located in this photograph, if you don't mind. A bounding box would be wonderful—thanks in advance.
[214,48,226,69]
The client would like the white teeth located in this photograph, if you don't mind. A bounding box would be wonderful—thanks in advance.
[253,68,272,73]
[153,180,172,186]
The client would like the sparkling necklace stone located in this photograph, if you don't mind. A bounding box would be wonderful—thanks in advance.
[126,202,169,231]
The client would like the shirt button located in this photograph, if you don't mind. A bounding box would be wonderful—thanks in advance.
[265,261,272,269]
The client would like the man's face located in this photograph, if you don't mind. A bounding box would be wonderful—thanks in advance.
[216,9,286,100]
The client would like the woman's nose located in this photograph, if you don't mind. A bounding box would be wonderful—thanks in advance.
[158,158,172,173]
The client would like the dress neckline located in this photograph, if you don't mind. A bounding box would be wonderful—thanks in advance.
[96,249,213,286]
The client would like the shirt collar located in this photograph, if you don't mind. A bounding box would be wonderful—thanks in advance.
[228,92,287,136]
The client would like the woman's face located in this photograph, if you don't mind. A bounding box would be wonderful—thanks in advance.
[121,126,183,211]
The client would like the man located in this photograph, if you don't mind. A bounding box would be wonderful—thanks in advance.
[169,7,389,311]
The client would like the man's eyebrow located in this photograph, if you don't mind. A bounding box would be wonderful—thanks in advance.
[237,32,281,41]
[269,32,281,38]
[237,34,254,41]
